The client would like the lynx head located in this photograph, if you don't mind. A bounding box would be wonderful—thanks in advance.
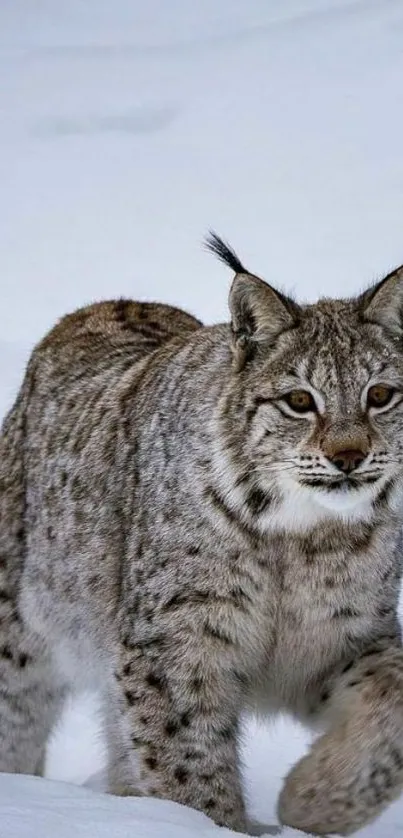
[206,233,403,526]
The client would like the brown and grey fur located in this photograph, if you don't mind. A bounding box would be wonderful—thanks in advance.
[2,239,403,835]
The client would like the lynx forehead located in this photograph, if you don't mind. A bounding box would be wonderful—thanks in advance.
[1,239,403,837]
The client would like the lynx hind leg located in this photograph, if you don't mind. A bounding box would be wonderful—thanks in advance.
[0,610,67,776]
[278,643,403,835]
[0,393,67,774]
[103,681,143,797]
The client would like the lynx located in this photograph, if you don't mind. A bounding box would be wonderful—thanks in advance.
[2,235,403,835]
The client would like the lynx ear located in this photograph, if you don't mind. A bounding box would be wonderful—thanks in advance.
[229,273,298,349]
[204,232,299,368]
[361,265,403,336]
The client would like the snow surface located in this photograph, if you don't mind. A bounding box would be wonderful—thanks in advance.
[2,0,403,835]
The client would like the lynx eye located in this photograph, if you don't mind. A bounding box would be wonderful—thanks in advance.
[367,384,395,409]
[283,390,316,414]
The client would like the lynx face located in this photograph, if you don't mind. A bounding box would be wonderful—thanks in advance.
[207,234,403,525]
[246,306,403,516]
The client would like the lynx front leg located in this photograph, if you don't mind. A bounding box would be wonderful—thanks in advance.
[278,640,403,835]
[112,632,248,833]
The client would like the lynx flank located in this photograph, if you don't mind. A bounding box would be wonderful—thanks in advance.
[2,238,403,835]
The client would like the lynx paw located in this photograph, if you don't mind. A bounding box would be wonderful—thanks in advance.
[277,750,355,835]
[277,726,403,836]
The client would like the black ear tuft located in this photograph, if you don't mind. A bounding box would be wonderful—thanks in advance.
[205,230,300,371]
[204,231,247,275]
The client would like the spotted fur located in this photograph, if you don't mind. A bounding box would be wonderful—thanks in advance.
[2,246,403,834]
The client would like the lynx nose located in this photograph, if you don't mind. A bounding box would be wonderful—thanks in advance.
[329,448,366,474]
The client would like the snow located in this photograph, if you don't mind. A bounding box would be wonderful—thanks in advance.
[0,772,267,838]
[1,0,403,835]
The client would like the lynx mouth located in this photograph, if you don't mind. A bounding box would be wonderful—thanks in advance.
[300,475,381,492]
